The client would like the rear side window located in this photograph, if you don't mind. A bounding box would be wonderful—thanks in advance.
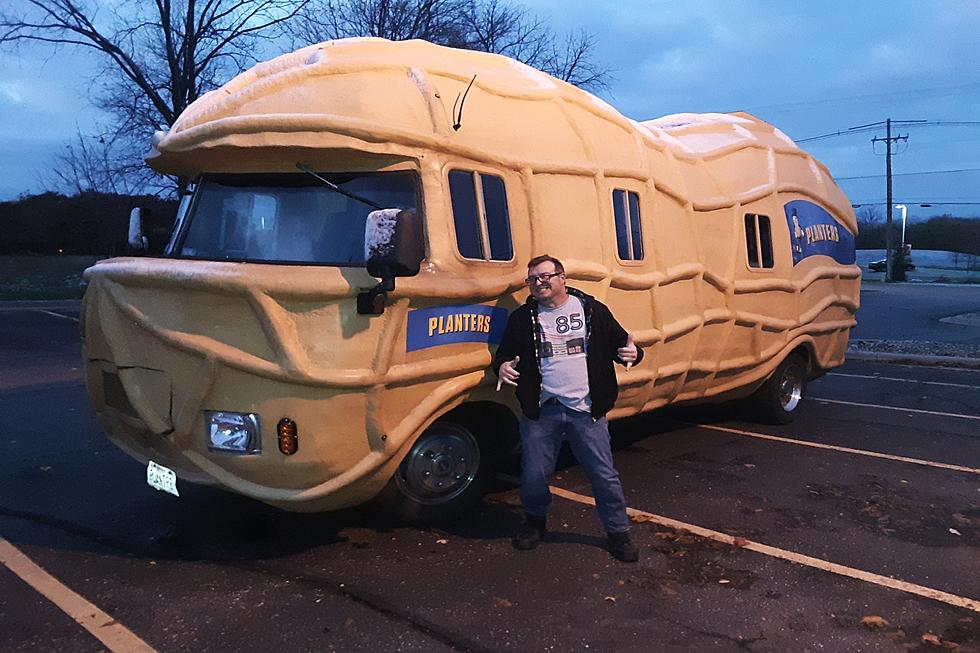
[449,170,513,261]
[744,213,774,268]
[612,189,643,260]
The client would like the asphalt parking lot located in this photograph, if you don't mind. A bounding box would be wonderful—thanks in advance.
[0,292,978,652]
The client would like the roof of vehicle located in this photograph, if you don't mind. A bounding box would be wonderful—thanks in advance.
[148,38,853,227]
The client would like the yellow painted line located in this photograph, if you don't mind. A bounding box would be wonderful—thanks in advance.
[811,397,980,421]
[549,486,980,614]
[0,538,158,653]
[35,309,80,323]
[692,422,980,475]
[828,372,980,390]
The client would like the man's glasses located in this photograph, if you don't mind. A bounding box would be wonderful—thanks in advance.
[525,272,562,285]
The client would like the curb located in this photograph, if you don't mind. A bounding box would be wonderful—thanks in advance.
[846,350,980,370]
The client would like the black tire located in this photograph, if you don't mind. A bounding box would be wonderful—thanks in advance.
[375,420,493,524]
[749,352,807,424]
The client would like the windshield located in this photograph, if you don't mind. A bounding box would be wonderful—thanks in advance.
[176,171,420,266]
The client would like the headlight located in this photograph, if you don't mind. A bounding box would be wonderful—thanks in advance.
[205,411,261,454]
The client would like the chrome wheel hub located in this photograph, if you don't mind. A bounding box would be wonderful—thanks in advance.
[395,424,480,505]
[778,362,804,412]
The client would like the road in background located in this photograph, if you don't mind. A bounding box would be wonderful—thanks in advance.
[853,283,980,345]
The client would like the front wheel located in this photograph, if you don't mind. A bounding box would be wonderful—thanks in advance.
[749,353,807,424]
[375,420,491,524]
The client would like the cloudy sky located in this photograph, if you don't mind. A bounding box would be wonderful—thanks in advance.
[1,0,978,219]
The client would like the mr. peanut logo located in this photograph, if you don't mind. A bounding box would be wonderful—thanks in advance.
[791,214,805,258]
[783,200,855,266]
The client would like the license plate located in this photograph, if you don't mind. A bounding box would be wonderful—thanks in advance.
[147,460,179,497]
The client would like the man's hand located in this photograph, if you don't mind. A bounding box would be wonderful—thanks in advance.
[496,355,521,391]
[618,334,637,370]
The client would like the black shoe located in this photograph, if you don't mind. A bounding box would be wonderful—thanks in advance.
[607,531,639,562]
[512,514,547,551]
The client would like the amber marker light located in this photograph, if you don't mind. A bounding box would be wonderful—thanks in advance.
[277,418,298,455]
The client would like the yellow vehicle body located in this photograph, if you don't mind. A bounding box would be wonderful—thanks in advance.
[82,38,859,514]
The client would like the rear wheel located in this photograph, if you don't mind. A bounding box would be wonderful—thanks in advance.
[750,352,807,424]
[376,420,492,524]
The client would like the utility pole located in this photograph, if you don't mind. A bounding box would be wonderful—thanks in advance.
[851,119,923,281]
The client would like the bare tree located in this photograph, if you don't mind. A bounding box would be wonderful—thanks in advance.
[3,0,608,196]
[286,0,469,45]
[290,0,610,91]
[461,0,545,65]
[543,29,607,89]
[41,127,168,196]
[857,205,882,225]
[1,0,310,194]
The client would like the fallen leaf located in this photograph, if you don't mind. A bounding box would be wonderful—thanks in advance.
[603,596,616,603]
[941,641,960,650]
[732,537,750,548]
[718,579,730,584]
[743,464,756,469]
[592,573,600,580]
[493,597,513,608]
[922,633,943,646]
[860,616,890,630]
[948,528,962,537]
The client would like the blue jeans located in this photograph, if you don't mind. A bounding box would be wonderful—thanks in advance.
[519,402,630,534]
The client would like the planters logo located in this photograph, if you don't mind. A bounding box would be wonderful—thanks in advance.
[784,200,856,266]
[407,304,508,352]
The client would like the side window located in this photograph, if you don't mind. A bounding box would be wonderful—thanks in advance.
[612,189,643,260]
[449,169,514,261]
[744,213,774,269]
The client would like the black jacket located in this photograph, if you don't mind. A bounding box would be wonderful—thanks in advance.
[492,288,644,420]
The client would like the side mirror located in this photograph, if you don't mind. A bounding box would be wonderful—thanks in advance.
[128,207,149,252]
[358,209,424,315]
[364,208,424,278]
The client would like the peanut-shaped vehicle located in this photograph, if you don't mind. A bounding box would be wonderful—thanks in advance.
[82,38,859,522]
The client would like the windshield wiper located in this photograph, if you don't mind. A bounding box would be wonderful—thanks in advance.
[295,163,384,210]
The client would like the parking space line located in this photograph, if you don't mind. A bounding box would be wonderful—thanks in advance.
[810,397,980,421]
[690,422,980,475]
[34,309,80,323]
[0,537,157,653]
[549,486,980,614]
[828,372,980,390]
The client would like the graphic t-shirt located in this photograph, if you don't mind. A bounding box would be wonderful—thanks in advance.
[537,295,591,412]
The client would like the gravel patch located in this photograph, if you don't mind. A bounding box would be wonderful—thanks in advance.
[848,339,980,359]
[847,339,980,368]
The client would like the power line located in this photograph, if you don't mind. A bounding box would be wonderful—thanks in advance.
[797,121,980,144]
[835,167,980,181]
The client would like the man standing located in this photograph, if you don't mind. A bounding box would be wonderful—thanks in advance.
[494,255,642,562]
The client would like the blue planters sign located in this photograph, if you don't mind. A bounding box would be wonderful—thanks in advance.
[407,304,509,352]
[784,200,856,266]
